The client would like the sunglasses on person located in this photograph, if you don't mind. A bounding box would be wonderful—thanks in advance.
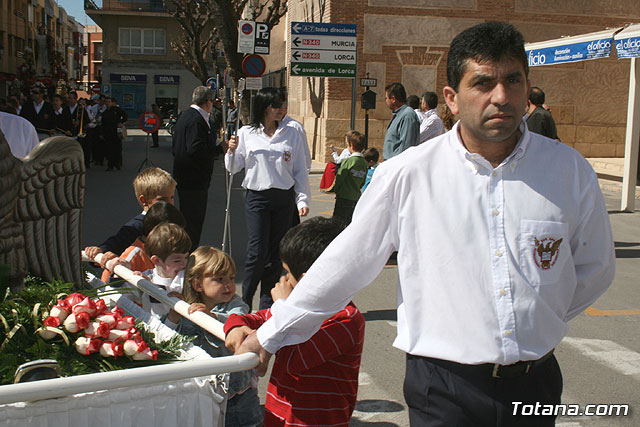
[270,103,283,109]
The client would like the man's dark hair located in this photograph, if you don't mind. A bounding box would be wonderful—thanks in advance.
[529,86,545,105]
[447,21,528,91]
[52,94,63,101]
[68,92,78,100]
[385,82,407,103]
[250,87,285,128]
[99,94,106,100]
[142,201,186,237]
[406,94,420,110]
[280,217,347,280]
[363,147,379,163]
[422,91,438,110]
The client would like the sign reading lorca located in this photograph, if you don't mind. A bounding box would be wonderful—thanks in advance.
[290,21,357,78]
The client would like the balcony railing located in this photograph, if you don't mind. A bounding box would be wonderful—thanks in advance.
[85,0,167,13]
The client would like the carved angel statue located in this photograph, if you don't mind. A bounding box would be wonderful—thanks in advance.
[0,130,85,290]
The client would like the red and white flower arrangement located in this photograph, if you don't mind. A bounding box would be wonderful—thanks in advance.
[36,293,158,361]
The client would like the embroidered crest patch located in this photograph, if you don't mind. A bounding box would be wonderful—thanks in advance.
[283,151,292,162]
[533,237,563,270]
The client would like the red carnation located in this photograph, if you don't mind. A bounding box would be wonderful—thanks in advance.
[43,316,61,328]
[94,299,108,316]
[65,293,85,307]
[75,311,91,329]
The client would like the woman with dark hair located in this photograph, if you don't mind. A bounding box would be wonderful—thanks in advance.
[225,87,311,310]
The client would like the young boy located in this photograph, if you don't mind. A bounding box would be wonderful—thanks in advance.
[101,201,186,282]
[333,130,368,222]
[84,167,176,267]
[361,147,379,193]
[136,222,191,319]
[224,217,365,427]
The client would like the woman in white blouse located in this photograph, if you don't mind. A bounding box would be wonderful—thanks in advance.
[226,87,311,310]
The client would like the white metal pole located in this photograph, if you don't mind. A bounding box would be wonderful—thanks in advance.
[85,252,225,340]
[0,354,258,405]
[222,91,242,253]
[621,57,640,212]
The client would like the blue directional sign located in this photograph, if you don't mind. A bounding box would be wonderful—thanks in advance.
[206,77,218,91]
[290,21,357,78]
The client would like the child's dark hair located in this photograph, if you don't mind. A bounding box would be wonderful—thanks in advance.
[346,130,365,152]
[142,201,186,237]
[280,217,347,280]
[363,147,379,164]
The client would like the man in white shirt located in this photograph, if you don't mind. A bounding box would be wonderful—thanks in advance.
[233,22,615,426]
[417,91,445,143]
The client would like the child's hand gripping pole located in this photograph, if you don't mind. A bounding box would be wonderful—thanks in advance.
[83,251,226,340]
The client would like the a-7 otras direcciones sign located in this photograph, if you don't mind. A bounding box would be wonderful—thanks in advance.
[290,63,356,78]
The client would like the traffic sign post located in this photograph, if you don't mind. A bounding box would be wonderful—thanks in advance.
[242,54,266,77]
[289,22,357,78]
[137,112,161,171]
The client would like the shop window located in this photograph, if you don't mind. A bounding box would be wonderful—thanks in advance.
[119,28,165,55]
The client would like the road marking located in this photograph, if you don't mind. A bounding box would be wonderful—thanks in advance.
[562,337,640,377]
[358,371,373,386]
[584,307,640,316]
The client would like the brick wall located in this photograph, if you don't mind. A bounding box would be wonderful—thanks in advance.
[287,0,640,161]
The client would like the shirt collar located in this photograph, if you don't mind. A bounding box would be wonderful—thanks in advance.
[392,104,408,115]
[191,104,211,127]
[450,119,530,174]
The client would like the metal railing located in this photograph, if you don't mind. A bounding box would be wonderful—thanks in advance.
[0,252,259,405]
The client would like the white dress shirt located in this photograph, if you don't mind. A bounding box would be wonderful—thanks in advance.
[34,100,44,115]
[281,115,311,172]
[225,122,311,210]
[418,108,446,143]
[257,120,615,365]
[332,148,351,164]
[0,111,40,158]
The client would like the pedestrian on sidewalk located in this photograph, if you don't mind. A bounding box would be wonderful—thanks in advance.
[234,21,615,427]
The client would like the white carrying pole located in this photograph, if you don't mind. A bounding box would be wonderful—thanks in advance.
[222,91,242,253]
[0,353,258,405]
[621,56,640,212]
[85,252,225,340]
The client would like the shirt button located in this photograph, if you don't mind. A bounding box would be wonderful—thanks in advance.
[500,289,507,296]
[492,171,497,177]
[505,330,512,336]
[495,249,503,257]
[492,209,499,216]
[474,165,479,171]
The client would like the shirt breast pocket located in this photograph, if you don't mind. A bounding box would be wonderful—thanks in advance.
[520,219,569,286]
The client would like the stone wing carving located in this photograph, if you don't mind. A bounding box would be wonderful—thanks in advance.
[0,132,85,289]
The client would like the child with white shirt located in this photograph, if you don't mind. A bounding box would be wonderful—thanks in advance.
[136,222,191,319]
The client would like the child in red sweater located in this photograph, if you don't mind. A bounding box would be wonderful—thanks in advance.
[224,217,365,427]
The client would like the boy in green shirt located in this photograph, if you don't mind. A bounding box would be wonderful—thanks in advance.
[333,130,368,223]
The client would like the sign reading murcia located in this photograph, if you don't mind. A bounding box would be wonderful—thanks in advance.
[290,22,357,78]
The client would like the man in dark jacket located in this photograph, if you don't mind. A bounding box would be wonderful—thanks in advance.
[52,94,72,135]
[20,84,55,136]
[172,86,217,249]
[526,86,559,140]
[101,97,128,171]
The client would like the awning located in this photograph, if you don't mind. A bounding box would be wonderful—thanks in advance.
[615,24,640,58]
[525,29,618,67]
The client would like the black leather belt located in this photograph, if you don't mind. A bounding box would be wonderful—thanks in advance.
[490,349,555,379]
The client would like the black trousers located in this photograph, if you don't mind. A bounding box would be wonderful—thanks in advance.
[243,187,295,311]
[177,186,209,251]
[78,136,91,166]
[333,197,357,224]
[404,354,563,427]
[151,130,159,147]
[105,137,122,169]
[88,128,104,164]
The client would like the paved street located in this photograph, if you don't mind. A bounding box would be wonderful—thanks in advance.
[83,133,640,426]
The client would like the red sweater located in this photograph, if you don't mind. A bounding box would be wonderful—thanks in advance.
[224,302,365,427]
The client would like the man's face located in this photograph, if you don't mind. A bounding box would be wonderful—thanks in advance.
[52,97,62,110]
[31,91,43,103]
[384,92,396,111]
[444,57,530,146]
[67,95,77,106]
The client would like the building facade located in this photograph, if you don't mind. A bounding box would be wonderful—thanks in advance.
[0,0,83,97]
[282,0,640,160]
[86,0,205,118]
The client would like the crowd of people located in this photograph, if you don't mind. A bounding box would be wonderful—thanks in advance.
[0,84,127,170]
[32,19,615,427]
